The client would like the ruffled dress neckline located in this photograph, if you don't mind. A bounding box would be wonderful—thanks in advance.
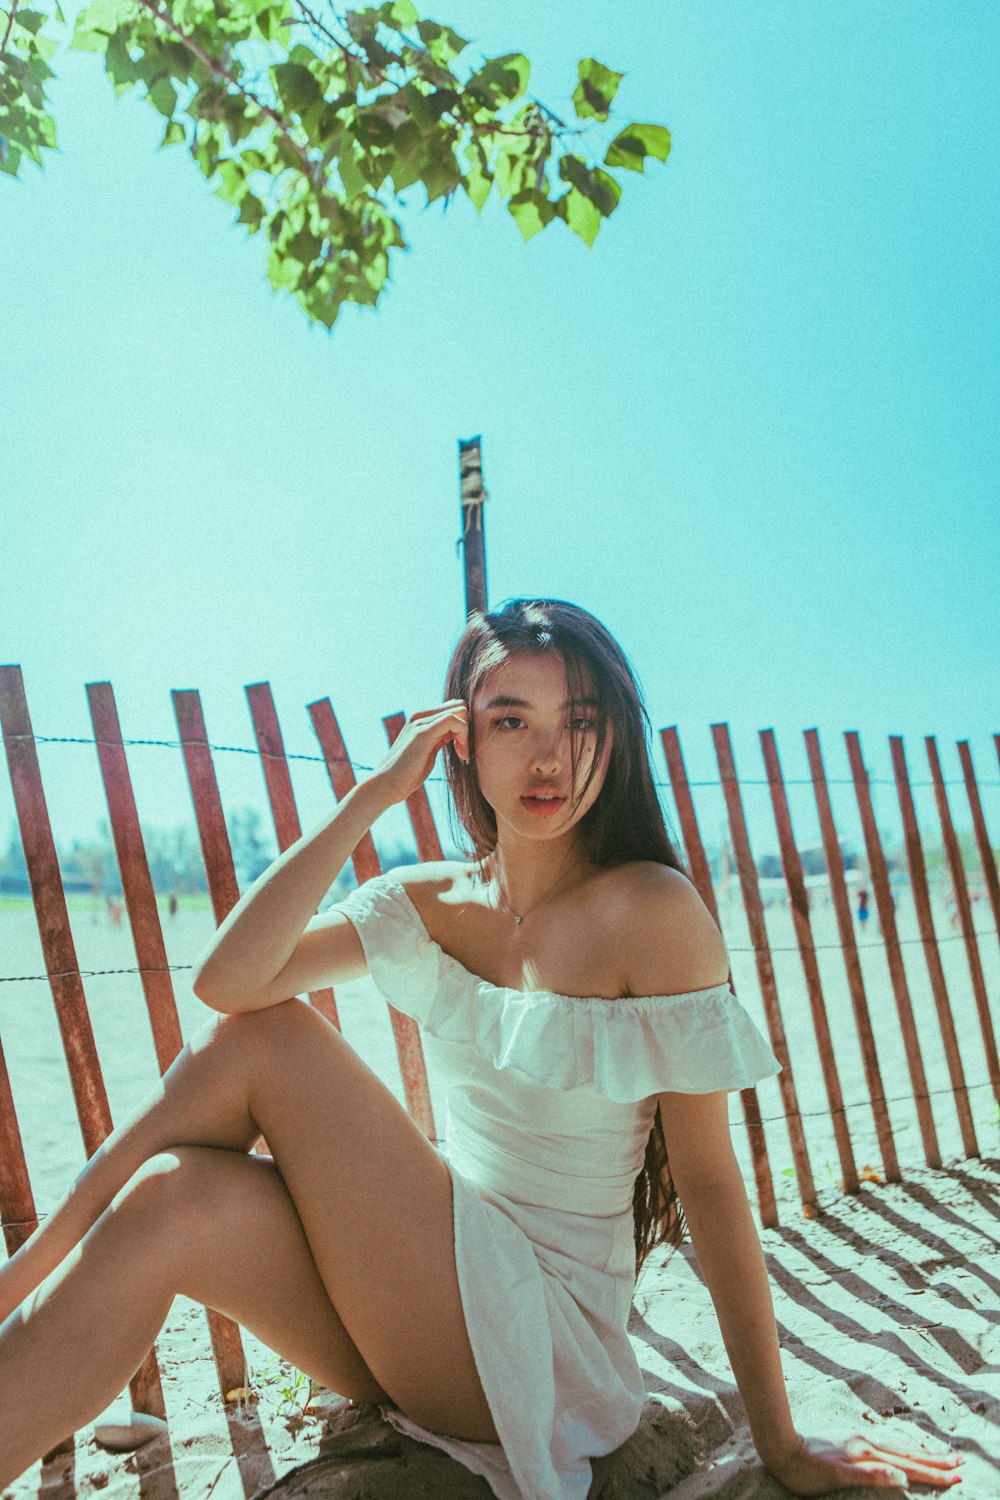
[383,872,737,1010]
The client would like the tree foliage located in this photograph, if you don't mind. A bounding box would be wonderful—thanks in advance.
[0,0,671,327]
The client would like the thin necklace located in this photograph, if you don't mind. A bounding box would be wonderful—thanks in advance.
[488,846,578,926]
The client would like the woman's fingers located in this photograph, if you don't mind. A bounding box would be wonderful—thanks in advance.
[845,1435,962,1488]
[373,703,470,805]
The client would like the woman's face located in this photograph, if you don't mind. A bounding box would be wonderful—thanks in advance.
[470,651,612,845]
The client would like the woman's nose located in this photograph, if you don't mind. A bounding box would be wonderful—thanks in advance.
[530,729,564,773]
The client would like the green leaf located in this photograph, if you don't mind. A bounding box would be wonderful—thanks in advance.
[267,243,302,290]
[460,140,492,211]
[216,157,247,204]
[416,18,469,65]
[286,225,322,263]
[0,142,24,177]
[604,121,671,173]
[160,119,186,147]
[558,153,621,217]
[494,145,532,199]
[271,61,321,114]
[507,188,554,243]
[14,9,46,35]
[571,57,623,122]
[466,53,530,107]
[557,186,601,247]
[237,192,264,231]
[103,29,141,93]
[338,132,366,197]
[148,76,177,117]
[420,136,461,202]
[386,0,418,26]
[71,0,131,51]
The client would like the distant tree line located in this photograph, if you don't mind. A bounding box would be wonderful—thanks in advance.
[0,817,991,901]
[0,812,420,898]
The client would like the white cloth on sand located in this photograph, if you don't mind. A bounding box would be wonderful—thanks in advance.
[334,871,781,1500]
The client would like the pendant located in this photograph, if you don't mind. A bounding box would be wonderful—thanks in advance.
[514,914,523,925]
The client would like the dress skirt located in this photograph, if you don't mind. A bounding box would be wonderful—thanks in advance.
[378,1151,646,1500]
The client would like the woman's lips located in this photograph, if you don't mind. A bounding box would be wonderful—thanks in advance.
[520,795,566,817]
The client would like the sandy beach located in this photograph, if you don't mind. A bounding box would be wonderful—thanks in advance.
[2,892,998,1497]
[5,1156,998,1499]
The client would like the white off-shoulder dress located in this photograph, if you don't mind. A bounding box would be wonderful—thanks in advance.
[334,871,781,1500]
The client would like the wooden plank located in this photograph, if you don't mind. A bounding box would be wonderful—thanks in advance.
[307,699,381,883]
[86,680,189,1418]
[0,1034,37,1256]
[170,688,252,1398]
[957,741,1000,958]
[458,436,488,618]
[804,729,899,1183]
[245,683,339,1029]
[760,730,858,1193]
[86,683,184,1072]
[659,728,720,922]
[658,726,780,1229]
[925,736,1000,1111]
[383,713,446,863]
[307,700,436,1141]
[845,732,941,1168]
[889,735,978,1157]
[0,666,112,1154]
[712,723,816,1211]
[0,668,165,1418]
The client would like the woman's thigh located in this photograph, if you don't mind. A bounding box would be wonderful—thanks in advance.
[202,1001,497,1442]
[150,1146,389,1404]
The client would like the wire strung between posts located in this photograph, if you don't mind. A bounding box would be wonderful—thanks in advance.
[0,921,995,985]
[11,732,998,791]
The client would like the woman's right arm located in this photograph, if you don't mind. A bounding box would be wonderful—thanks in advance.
[191,700,469,1014]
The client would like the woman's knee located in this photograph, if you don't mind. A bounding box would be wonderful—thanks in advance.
[190,996,319,1064]
[110,1148,221,1266]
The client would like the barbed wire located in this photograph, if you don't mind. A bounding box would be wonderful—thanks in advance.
[0,918,996,986]
[7,731,999,791]
[2,1079,996,1231]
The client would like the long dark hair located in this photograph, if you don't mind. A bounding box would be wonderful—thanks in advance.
[441,597,691,1276]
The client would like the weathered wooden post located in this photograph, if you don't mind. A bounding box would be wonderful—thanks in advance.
[458,436,488,617]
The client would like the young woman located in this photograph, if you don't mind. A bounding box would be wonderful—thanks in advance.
[0,600,962,1497]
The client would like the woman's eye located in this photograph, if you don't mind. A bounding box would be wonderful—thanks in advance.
[570,717,597,732]
[495,716,524,730]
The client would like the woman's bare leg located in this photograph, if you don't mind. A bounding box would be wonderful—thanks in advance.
[0,1015,259,1324]
[0,1000,497,1486]
[0,1145,392,1487]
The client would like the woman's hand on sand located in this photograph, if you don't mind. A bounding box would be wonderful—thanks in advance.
[372,700,470,807]
[764,1432,963,1494]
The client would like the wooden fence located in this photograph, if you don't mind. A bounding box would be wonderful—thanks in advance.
[1,664,998,1423]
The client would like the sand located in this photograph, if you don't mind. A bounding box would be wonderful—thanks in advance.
[2,897,999,1497]
[5,1156,998,1498]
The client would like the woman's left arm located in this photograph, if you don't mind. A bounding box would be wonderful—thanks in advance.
[673,1165,962,1493]
[675,1170,796,1467]
[624,868,961,1493]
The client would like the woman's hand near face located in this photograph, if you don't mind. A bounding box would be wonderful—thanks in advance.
[372,700,470,807]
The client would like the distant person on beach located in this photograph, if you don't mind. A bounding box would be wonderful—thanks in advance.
[0,600,962,1497]
[168,893,178,919]
[857,889,870,926]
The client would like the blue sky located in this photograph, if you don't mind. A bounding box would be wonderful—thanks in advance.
[2,0,997,864]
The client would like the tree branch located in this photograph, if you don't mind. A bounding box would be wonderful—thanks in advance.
[1,0,21,57]
[133,0,321,185]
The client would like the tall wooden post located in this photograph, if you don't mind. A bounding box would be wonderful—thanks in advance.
[458,436,488,618]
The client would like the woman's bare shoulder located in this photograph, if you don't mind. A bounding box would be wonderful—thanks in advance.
[595,859,696,906]
[598,861,729,996]
[384,859,471,889]
[382,859,476,908]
